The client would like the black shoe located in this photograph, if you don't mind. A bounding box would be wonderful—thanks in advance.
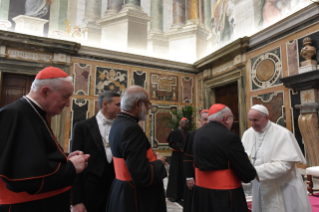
[168,198,177,202]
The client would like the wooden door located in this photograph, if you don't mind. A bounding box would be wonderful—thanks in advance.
[1,74,35,107]
[215,83,239,135]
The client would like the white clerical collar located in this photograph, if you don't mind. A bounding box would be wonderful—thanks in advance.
[96,111,114,125]
[25,95,43,110]
[260,121,271,133]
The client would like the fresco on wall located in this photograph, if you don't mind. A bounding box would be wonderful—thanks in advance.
[1,1,311,62]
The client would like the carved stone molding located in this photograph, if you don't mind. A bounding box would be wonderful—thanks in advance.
[298,113,319,166]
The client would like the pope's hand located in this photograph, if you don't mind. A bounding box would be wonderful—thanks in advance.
[69,155,86,173]
[72,203,87,212]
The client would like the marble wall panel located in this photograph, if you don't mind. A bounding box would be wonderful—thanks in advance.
[73,63,91,95]
[132,70,147,88]
[181,77,193,103]
[150,104,178,149]
[150,73,178,102]
[95,67,128,95]
[196,72,204,111]
[94,99,99,115]
[251,91,286,127]
[286,40,299,76]
[250,47,282,91]
[69,98,89,140]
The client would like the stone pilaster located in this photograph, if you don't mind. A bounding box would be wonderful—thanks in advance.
[97,5,151,54]
[150,0,163,31]
[186,0,198,22]
[171,0,185,30]
[125,0,140,5]
[0,0,10,20]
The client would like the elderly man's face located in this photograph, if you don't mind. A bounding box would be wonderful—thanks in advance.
[199,112,208,127]
[248,109,269,132]
[138,94,151,121]
[45,81,74,116]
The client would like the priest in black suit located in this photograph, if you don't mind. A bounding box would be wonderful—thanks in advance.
[192,104,256,212]
[71,91,121,212]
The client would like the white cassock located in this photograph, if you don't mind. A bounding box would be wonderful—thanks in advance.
[242,121,311,212]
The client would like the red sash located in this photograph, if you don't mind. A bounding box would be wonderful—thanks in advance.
[114,148,156,181]
[195,168,241,190]
[0,178,71,204]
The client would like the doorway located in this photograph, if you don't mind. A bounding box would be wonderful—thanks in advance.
[215,83,239,135]
[1,73,35,107]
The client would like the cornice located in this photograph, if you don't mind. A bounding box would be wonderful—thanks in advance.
[249,3,319,48]
[0,30,80,54]
[193,37,250,70]
[77,46,197,73]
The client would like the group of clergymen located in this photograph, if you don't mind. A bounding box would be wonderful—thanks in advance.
[0,66,312,212]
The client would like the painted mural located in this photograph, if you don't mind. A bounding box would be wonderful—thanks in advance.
[0,0,312,63]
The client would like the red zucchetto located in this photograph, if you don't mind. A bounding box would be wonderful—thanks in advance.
[35,66,69,79]
[200,109,209,114]
[208,104,226,116]
[180,117,188,122]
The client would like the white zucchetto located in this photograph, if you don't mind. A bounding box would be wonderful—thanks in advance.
[251,104,269,115]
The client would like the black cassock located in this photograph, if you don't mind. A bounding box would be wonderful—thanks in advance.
[166,128,188,200]
[107,113,167,212]
[193,121,256,212]
[0,98,76,212]
[183,130,197,212]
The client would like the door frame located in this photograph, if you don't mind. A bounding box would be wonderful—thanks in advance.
[203,64,248,137]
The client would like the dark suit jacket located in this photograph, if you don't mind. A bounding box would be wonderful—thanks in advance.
[71,116,115,210]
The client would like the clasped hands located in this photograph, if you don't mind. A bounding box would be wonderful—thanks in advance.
[68,151,90,173]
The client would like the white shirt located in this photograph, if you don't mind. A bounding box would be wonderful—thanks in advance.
[96,111,113,163]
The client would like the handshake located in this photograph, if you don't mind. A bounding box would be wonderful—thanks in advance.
[68,151,90,173]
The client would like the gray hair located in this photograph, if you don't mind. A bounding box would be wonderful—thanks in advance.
[208,107,231,121]
[31,76,73,92]
[98,91,121,109]
[121,90,147,111]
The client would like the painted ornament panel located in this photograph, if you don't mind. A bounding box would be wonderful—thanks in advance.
[251,91,286,127]
[73,63,91,95]
[150,74,178,102]
[95,67,127,95]
[286,40,299,76]
[181,77,193,103]
[250,47,282,91]
[69,98,89,139]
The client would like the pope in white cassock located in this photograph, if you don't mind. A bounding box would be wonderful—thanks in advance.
[242,104,311,212]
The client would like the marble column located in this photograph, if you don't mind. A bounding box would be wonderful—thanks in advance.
[0,0,10,20]
[148,0,168,59]
[83,0,101,23]
[203,0,211,29]
[80,0,101,47]
[105,0,124,15]
[171,0,185,29]
[150,0,163,31]
[186,0,198,23]
[125,0,141,5]
[199,0,204,26]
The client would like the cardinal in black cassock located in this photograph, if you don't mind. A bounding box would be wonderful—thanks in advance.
[166,117,189,202]
[183,109,209,212]
[192,104,256,212]
[0,67,88,212]
[107,86,167,212]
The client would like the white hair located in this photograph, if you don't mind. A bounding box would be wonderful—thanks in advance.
[208,107,231,121]
[31,76,73,92]
[121,90,147,111]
